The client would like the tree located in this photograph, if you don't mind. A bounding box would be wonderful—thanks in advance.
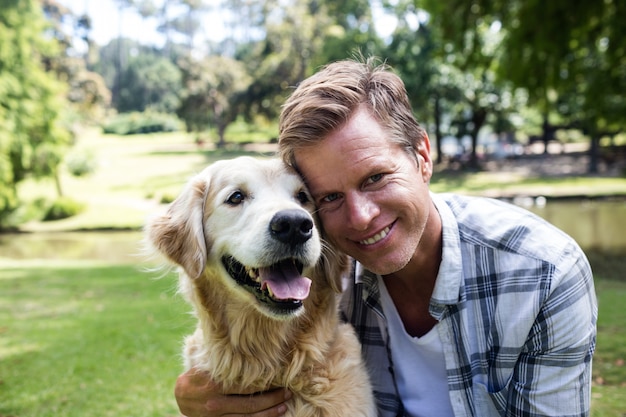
[383,6,446,162]
[177,55,252,147]
[0,0,72,227]
[93,38,139,108]
[430,0,626,172]
[224,0,337,123]
[116,52,181,113]
[93,39,179,113]
[130,0,209,57]
[385,1,517,168]
[311,0,384,68]
[61,57,111,120]
[42,0,111,121]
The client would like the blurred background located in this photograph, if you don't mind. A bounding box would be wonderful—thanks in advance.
[0,0,624,416]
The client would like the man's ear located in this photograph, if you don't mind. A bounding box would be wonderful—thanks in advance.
[146,175,210,279]
[414,133,433,183]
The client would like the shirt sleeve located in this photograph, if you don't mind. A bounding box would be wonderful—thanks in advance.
[506,242,597,416]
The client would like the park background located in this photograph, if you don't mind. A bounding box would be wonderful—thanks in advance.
[0,0,625,416]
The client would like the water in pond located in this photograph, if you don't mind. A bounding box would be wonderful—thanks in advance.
[525,198,626,253]
[0,231,144,263]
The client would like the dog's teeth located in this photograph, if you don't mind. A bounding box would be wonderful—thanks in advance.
[246,267,259,281]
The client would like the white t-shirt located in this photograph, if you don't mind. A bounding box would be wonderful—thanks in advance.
[377,276,455,417]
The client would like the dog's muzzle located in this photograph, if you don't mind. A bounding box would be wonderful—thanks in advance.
[220,208,318,316]
[221,256,311,315]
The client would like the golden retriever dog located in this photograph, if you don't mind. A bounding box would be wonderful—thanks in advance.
[145,157,375,417]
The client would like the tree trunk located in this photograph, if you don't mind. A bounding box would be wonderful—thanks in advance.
[54,170,64,197]
[469,108,487,169]
[434,95,443,165]
[217,124,226,148]
[541,113,550,154]
[589,133,599,174]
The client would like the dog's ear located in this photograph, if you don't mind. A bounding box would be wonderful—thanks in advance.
[319,241,350,294]
[146,175,209,279]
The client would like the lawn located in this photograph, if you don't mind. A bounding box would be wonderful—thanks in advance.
[590,272,626,417]
[1,257,624,416]
[0,262,193,417]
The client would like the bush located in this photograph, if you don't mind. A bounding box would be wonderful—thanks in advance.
[66,149,97,177]
[159,193,176,204]
[43,197,85,221]
[102,112,183,135]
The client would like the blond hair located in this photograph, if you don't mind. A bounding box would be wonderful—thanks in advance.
[279,57,427,168]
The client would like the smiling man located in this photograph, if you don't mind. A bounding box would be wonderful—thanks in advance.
[174,58,598,417]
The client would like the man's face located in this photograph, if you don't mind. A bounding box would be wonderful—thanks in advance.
[294,106,434,276]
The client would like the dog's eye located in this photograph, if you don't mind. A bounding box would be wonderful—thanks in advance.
[226,191,245,205]
[296,190,310,205]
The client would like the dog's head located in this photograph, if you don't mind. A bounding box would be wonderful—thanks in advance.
[146,157,342,318]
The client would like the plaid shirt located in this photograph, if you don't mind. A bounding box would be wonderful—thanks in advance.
[340,193,597,417]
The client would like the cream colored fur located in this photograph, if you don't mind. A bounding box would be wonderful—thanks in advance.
[146,157,375,417]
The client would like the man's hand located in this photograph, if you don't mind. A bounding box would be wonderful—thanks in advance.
[174,368,292,417]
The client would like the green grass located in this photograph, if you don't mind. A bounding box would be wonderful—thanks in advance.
[593,278,626,387]
[591,278,626,416]
[0,258,624,416]
[0,262,193,417]
[430,170,626,199]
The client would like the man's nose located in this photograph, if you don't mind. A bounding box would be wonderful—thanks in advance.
[345,192,379,231]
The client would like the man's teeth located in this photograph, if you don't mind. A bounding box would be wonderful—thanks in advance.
[360,226,390,245]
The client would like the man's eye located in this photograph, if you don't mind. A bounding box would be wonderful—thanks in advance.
[322,193,340,203]
[367,173,384,184]
[226,191,245,205]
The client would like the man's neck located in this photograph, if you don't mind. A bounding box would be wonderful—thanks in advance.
[382,201,443,337]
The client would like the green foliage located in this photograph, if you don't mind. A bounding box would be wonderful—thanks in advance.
[43,197,85,221]
[313,0,384,67]
[65,148,97,177]
[116,53,182,113]
[159,193,176,204]
[422,0,625,170]
[0,0,72,226]
[229,0,346,124]
[102,112,183,135]
[0,150,18,228]
[9,197,48,225]
[94,40,181,114]
[177,55,252,147]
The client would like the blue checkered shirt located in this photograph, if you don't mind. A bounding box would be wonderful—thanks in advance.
[340,193,597,417]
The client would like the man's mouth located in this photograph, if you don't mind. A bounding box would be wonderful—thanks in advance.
[359,225,391,246]
[221,256,312,315]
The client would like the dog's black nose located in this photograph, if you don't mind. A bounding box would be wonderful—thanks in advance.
[270,210,313,246]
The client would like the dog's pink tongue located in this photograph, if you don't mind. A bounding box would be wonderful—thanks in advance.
[259,261,311,300]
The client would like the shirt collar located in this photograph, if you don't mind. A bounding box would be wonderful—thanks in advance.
[430,193,463,311]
